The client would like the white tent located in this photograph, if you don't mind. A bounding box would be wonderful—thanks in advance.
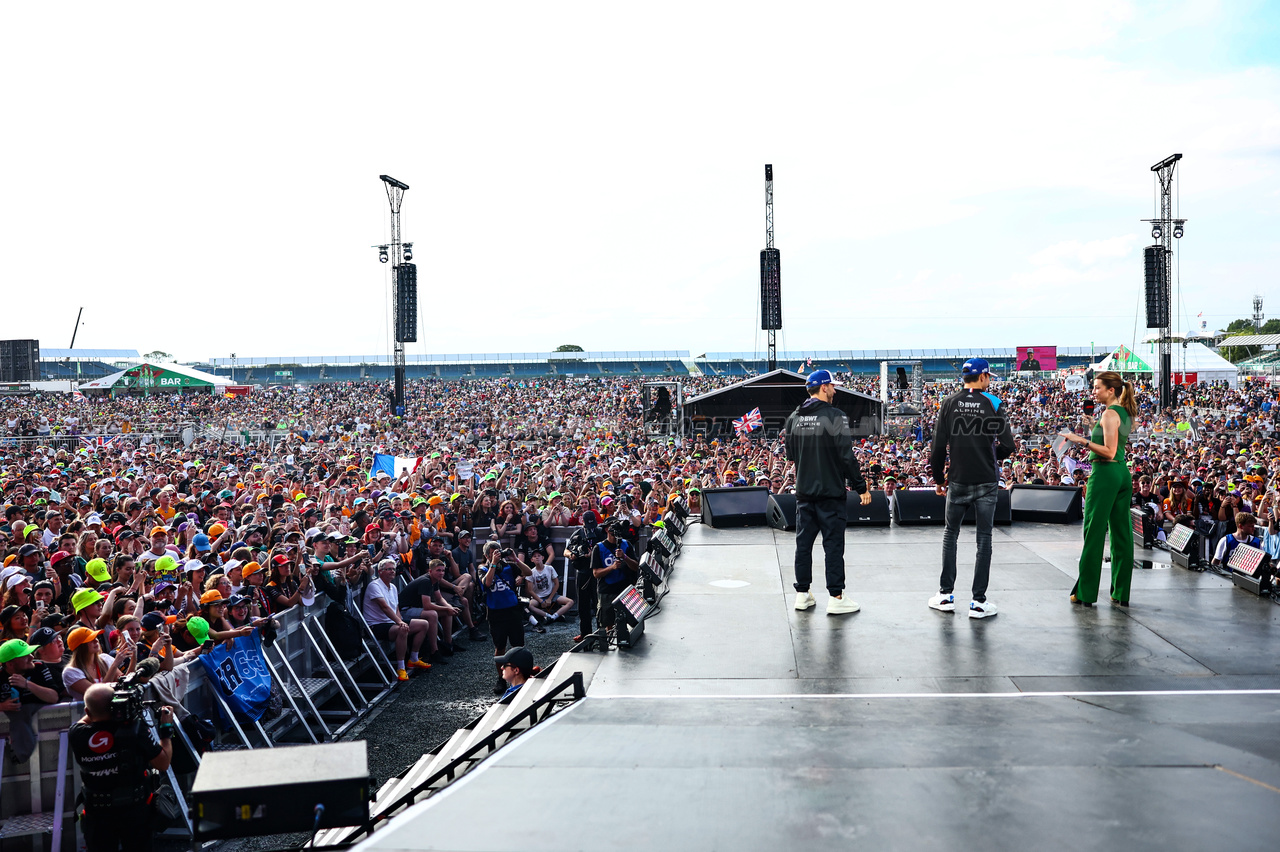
[1162,342,1238,388]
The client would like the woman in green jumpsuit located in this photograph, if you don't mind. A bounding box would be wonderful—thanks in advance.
[1059,371,1138,607]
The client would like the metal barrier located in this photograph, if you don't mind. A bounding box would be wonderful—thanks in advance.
[0,590,397,847]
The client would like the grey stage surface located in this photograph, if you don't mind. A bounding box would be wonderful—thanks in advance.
[357,522,1280,852]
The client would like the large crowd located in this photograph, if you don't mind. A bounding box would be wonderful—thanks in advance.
[1,371,1277,724]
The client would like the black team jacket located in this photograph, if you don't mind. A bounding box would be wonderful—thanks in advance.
[929,387,1017,485]
[784,397,868,501]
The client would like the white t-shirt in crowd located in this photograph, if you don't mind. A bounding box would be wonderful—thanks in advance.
[363,578,398,625]
[529,564,558,599]
[63,654,115,692]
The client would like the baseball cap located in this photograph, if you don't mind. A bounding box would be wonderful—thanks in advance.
[186,616,211,645]
[961,358,991,378]
[85,558,111,583]
[805,369,833,388]
[66,627,102,651]
[140,611,176,630]
[27,627,59,647]
[0,639,34,664]
[496,645,534,674]
[192,533,211,553]
[242,561,265,578]
[199,590,225,605]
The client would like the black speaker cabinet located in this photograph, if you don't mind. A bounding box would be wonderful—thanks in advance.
[701,486,770,528]
[847,490,892,527]
[767,493,796,531]
[192,741,369,840]
[892,488,947,526]
[961,488,1012,526]
[1009,485,1083,524]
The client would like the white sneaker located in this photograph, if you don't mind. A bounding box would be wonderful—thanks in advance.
[794,591,816,611]
[928,593,955,612]
[827,595,861,615]
[969,600,997,619]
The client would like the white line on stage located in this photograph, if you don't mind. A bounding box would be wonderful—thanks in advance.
[588,689,1280,700]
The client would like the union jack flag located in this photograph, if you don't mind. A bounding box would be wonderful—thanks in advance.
[79,436,119,450]
[733,407,762,436]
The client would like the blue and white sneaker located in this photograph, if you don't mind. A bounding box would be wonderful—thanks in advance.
[969,600,997,619]
[928,593,955,612]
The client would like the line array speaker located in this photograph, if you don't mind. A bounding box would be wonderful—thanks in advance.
[395,263,418,343]
[1143,245,1168,329]
[760,248,781,330]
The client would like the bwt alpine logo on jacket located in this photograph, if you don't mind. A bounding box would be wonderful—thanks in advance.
[929,388,1016,485]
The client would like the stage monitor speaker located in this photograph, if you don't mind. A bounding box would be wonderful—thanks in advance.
[848,490,892,526]
[759,248,782,330]
[702,486,770,528]
[1009,485,1083,523]
[1227,543,1273,596]
[892,488,946,525]
[1131,507,1156,549]
[1167,523,1199,570]
[1143,245,1168,328]
[395,263,418,343]
[960,488,1012,526]
[767,493,796,531]
[192,741,369,840]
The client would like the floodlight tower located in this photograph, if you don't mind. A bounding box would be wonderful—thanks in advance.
[1142,154,1185,410]
[760,165,782,372]
[1253,295,1264,332]
[376,175,415,414]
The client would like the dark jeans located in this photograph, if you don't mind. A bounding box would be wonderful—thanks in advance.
[940,482,997,603]
[573,559,595,636]
[598,582,626,629]
[794,497,847,595]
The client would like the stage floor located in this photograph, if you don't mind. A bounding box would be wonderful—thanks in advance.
[357,522,1280,852]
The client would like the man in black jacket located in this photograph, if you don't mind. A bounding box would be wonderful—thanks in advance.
[928,358,1016,618]
[784,370,871,615]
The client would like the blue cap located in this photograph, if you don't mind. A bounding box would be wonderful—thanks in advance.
[961,358,990,378]
[806,369,834,388]
[192,533,211,553]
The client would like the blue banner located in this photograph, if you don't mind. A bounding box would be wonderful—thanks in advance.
[198,630,273,723]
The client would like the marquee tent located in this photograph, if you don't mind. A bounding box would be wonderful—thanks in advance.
[78,362,228,396]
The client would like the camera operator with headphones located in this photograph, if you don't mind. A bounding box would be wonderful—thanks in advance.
[69,681,174,852]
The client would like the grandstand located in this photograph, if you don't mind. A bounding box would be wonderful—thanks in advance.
[38,348,140,382]
[199,351,694,385]
[186,347,1118,386]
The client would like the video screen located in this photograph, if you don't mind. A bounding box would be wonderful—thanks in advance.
[1016,346,1057,371]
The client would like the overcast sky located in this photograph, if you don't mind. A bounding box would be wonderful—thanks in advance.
[2,1,1278,363]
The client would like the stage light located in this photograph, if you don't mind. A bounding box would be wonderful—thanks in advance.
[1151,225,1163,240]
[403,242,413,261]
[376,245,389,263]
[1173,225,1184,239]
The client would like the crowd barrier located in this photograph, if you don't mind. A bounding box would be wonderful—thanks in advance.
[0,525,640,848]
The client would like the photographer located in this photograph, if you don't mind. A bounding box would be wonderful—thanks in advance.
[591,520,638,634]
[70,682,174,852]
[481,541,531,695]
[565,514,601,641]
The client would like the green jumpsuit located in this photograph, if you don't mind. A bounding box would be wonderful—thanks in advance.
[1072,404,1133,605]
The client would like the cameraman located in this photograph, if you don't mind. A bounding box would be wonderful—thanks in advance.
[591,521,638,634]
[70,682,174,852]
[565,515,601,641]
